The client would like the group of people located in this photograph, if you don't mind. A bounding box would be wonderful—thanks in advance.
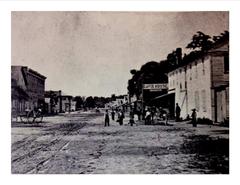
[144,106,169,125]
[104,109,125,127]
[104,103,198,127]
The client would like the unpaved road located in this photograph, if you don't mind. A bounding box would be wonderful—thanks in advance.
[11,111,229,174]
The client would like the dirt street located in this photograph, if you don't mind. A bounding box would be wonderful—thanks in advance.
[11,111,229,174]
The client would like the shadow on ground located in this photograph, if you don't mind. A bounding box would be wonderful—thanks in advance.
[181,135,229,174]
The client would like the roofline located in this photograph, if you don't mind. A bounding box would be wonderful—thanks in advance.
[167,39,229,73]
[11,65,46,79]
[28,68,47,79]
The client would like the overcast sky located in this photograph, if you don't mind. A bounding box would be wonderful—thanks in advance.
[12,11,228,97]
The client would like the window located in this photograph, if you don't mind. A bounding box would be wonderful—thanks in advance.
[224,54,229,73]
[201,90,206,112]
[195,91,200,111]
[180,83,182,90]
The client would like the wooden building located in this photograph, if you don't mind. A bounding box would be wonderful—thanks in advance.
[11,66,46,115]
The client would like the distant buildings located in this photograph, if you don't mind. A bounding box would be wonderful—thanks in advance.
[11,66,77,116]
[11,66,46,114]
[44,90,62,114]
[61,95,74,112]
[105,95,129,110]
[44,91,77,114]
[168,38,229,123]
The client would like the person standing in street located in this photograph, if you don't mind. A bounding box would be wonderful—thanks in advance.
[175,103,181,122]
[104,109,110,127]
[151,107,156,124]
[191,108,197,127]
[145,109,151,125]
[111,109,115,121]
[118,109,124,126]
[129,109,135,126]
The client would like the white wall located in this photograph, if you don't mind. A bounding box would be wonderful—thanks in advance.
[186,56,212,119]
[168,56,213,119]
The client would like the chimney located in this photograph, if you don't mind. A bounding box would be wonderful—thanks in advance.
[176,48,182,65]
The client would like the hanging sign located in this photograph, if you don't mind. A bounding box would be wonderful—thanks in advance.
[143,83,168,91]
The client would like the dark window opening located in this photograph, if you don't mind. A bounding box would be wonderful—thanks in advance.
[224,55,229,73]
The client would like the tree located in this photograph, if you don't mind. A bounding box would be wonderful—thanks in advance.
[127,70,143,99]
[127,61,168,101]
[130,69,137,75]
[186,31,213,52]
[213,30,229,44]
[111,94,116,101]
[85,96,95,108]
[140,61,168,83]
[74,96,84,109]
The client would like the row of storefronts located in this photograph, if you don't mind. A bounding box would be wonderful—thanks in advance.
[11,66,77,117]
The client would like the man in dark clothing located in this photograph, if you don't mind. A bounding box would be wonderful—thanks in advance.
[105,110,110,127]
[191,109,197,127]
[129,109,135,126]
[118,110,124,126]
[111,109,115,120]
[145,109,151,125]
[175,103,181,122]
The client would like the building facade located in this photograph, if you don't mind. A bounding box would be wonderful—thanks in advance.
[44,90,62,114]
[44,91,77,113]
[168,39,229,123]
[61,95,73,113]
[11,66,46,114]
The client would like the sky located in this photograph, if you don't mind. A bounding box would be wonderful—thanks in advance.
[12,11,229,97]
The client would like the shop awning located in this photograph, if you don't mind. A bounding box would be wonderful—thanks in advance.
[147,93,174,105]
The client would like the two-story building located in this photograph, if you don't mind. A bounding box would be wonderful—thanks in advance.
[61,95,73,113]
[44,90,62,114]
[11,66,46,114]
[168,38,229,123]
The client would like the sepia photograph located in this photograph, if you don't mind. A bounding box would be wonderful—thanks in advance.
[11,11,229,174]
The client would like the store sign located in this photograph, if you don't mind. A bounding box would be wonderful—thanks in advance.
[143,83,168,91]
